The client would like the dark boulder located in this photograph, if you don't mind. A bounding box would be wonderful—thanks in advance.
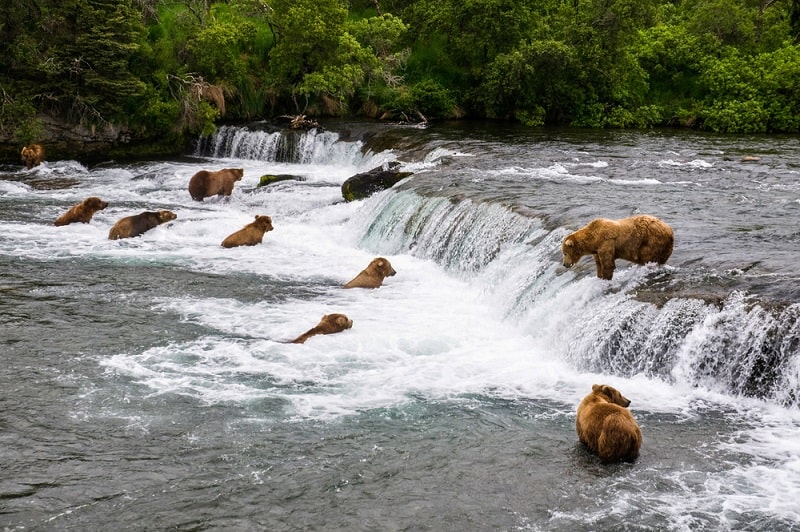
[257,174,305,187]
[341,162,413,202]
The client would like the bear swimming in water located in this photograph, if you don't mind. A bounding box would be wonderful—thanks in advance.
[221,215,274,248]
[343,257,397,289]
[576,384,642,463]
[108,210,177,240]
[54,197,108,226]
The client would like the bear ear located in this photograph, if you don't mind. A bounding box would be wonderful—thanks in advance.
[599,385,615,398]
[254,215,259,220]
[564,238,574,248]
[592,384,602,393]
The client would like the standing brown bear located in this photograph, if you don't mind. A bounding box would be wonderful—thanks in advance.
[54,197,108,226]
[576,384,642,464]
[108,210,177,240]
[21,144,45,169]
[221,215,274,248]
[562,214,674,280]
[188,168,244,201]
[343,257,397,288]
[290,314,353,344]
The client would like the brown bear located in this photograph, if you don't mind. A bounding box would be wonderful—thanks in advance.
[562,214,674,280]
[21,144,45,169]
[221,215,274,248]
[54,197,108,226]
[188,168,244,201]
[343,257,397,289]
[290,313,353,344]
[576,384,642,464]
[108,210,177,240]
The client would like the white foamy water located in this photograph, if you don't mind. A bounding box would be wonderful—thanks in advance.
[3,125,800,530]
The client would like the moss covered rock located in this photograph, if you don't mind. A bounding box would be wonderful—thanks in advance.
[257,174,305,187]
[341,162,413,202]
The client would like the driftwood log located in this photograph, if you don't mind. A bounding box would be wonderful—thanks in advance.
[279,114,321,130]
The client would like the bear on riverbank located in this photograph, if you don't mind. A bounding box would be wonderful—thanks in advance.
[221,215,274,248]
[188,168,244,201]
[576,384,642,463]
[21,144,45,169]
[343,257,397,288]
[290,314,353,344]
[54,197,108,226]
[562,214,673,280]
[108,210,177,240]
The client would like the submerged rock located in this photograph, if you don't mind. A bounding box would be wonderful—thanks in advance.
[341,162,413,202]
[257,174,305,187]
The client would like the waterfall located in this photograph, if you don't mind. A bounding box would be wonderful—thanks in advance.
[353,188,800,408]
[195,125,381,167]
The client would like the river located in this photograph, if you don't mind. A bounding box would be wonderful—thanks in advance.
[1,121,799,530]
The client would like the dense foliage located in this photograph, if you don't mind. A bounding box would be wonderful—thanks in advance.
[2,0,800,146]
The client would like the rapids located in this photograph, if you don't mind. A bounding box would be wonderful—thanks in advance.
[1,121,799,530]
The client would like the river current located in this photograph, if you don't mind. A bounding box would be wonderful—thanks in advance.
[1,121,799,531]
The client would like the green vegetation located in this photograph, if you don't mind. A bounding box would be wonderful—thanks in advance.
[2,0,800,150]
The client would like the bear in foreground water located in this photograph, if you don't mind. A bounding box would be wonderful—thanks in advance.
[221,215,274,248]
[54,197,108,226]
[188,168,244,201]
[21,144,45,169]
[343,257,397,288]
[576,384,642,464]
[562,214,673,280]
[290,314,353,344]
[108,210,177,240]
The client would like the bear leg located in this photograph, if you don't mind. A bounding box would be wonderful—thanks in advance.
[595,246,616,280]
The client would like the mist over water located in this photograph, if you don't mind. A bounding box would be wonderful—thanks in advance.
[2,122,800,530]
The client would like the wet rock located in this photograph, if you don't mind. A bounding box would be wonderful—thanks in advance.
[341,162,413,202]
[258,174,305,187]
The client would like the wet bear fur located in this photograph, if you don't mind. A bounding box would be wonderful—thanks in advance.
[343,257,397,289]
[188,168,244,201]
[562,214,674,280]
[108,210,177,240]
[221,215,274,248]
[290,313,353,344]
[576,384,642,464]
[21,144,45,169]
[54,197,108,226]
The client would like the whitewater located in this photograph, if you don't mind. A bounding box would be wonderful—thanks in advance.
[1,121,799,531]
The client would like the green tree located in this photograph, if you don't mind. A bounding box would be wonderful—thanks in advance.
[267,0,404,114]
[479,40,578,125]
[267,0,350,109]
[0,0,147,127]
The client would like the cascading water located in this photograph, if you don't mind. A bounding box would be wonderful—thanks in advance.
[351,185,800,408]
[196,123,800,409]
[4,121,800,530]
[189,123,800,409]
[195,124,380,167]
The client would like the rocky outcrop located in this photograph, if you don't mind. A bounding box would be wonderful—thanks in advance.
[257,174,305,187]
[0,114,186,165]
[341,162,413,202]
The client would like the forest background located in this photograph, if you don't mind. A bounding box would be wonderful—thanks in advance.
[2,0,800,160]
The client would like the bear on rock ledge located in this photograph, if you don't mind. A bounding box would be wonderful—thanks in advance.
[562,214,673,280]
